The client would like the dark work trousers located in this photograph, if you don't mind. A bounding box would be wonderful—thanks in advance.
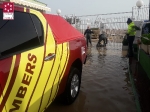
[127,36,135,57]
[86,35,92,47]
[97,37,107,46]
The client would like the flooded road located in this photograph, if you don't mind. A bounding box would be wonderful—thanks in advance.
[45,40,137,112]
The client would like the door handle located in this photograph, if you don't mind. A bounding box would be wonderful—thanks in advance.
[44,53,55,61]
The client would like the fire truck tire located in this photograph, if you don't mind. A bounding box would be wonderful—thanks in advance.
[63,67,81,105]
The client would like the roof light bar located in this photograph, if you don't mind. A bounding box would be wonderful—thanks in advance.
[10,0,51,11]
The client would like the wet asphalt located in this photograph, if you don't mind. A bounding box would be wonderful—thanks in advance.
[45,39,137,112]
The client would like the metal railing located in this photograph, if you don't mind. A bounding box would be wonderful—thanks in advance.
[132,5,149,21]
[63,5,149,37]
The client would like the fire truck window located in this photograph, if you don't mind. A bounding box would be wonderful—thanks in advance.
[0,11,41,58]
[0,9,7,28]
[30,14,44,44]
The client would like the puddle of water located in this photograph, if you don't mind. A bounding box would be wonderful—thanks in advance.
[45,41,137,112]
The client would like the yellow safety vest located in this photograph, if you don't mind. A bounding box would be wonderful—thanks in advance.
[127,22,136,36]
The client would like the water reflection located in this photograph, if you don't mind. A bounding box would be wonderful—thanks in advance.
[45,91,87,112]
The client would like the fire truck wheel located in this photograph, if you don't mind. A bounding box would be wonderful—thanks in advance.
[64,67,81,105]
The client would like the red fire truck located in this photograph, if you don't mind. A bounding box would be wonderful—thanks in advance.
[0,1,87,112]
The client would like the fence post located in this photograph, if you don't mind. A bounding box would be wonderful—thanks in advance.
[132,7,134,20]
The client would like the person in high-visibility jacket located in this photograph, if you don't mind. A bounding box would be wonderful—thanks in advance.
[126,18,136,57]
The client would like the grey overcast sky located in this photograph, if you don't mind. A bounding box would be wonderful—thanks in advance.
[40,0,149,16]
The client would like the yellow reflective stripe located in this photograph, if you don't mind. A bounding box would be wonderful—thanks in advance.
[60,42,70,80]
[0,55,16,103]
[47,46,63,103]
[26,9,58,112]
[39,44,63,111]
[24,9,49,112]
[28,25,56,112]
[6,9,47,112]
[52,42,70,101]
[39,43,70,111]
[6,48,44,111]
[2,108,7,112]
[29,9,47,42]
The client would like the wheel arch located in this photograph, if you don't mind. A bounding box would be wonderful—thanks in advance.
[57,58,83,96]
[58,58,83,104]
[71,58,82,75]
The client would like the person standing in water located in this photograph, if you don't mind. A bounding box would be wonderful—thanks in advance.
[84,26,93,47]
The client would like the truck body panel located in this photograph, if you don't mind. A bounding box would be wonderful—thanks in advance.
[0,2,87,112]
